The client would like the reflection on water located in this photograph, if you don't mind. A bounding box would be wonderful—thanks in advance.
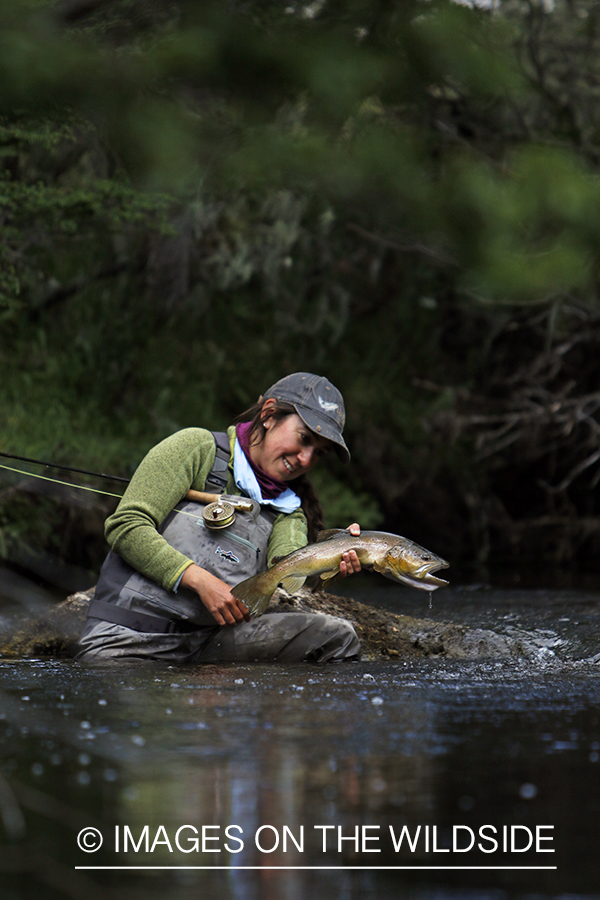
[1,587,600,899]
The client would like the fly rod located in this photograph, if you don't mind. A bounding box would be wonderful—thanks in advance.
[0,451,230,506]
[0,450,130,484]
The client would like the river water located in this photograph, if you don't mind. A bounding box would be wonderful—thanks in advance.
[1,578,600,900]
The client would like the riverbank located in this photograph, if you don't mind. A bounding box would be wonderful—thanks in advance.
[0,583,576,662]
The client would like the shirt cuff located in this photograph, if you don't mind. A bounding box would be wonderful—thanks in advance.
[172,572,184,593]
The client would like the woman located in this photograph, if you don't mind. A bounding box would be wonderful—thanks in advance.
[77,373,362,663]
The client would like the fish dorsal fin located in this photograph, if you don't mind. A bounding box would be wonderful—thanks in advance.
[316,528,346,543]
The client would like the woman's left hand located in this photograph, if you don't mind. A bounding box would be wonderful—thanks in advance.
[338,523,362,578]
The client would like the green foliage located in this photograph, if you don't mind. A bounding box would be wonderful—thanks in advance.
[409,2,523,99]
[2,0,599,301]
[446,146,600,302]
[310,468,381,531]
[2,0,600,579]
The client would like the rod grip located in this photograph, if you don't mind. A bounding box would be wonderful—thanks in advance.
[185,489,220,504]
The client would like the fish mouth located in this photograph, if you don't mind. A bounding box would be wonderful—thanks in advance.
[414,559,449,580]
[397,559,449,592]
[421,572,449,587]
[397,573,448,592]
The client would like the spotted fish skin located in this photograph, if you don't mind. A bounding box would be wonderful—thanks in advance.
[231,529,449,618]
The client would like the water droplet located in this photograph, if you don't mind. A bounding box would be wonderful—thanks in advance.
[519,783,537,800]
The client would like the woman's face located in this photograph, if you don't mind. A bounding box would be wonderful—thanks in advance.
[249,409,332,482]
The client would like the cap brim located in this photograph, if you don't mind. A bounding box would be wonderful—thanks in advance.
[294,406,350,463]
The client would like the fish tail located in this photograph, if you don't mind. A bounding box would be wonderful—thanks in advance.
[232,569,281,617]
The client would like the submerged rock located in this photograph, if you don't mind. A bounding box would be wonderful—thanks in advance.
[0,585,546,660]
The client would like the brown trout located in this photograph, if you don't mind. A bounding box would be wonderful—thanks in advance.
[231,528,449,618]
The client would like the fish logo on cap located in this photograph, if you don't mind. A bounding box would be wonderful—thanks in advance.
[318,396,339,413]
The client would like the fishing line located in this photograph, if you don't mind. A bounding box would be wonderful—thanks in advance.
[0,450,129,484]
[0,463,124,500]
[0,463,219,523]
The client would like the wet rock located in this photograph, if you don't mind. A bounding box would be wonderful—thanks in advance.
[268,588,532,660]
[0,584,544,660]
[0,587,94,658]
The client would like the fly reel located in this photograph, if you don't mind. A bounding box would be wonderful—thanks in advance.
[202,500,236,530]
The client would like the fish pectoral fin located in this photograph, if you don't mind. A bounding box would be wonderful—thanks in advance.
[316,528,346,543]
[372,561,388,576]
[280,575,306,594]
[319,566,341,583]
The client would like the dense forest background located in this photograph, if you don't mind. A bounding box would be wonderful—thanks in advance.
[2,0,600,591]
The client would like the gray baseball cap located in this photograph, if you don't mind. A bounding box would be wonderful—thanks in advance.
[263,372,350,462]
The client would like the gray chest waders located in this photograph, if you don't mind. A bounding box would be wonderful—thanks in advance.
[87,432,276,633]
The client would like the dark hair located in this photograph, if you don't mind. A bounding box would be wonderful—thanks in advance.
[235,400,324,542]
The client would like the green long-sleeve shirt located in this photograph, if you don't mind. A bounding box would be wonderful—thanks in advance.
[104,426,308,591]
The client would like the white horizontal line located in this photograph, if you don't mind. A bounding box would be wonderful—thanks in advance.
[75,866,558,871]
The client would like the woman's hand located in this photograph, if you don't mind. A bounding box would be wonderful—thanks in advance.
[180,564,250,626]
[338,522,362,578]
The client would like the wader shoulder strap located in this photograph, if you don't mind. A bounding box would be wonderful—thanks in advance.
[87,430,234,633]
[204,430,231,494]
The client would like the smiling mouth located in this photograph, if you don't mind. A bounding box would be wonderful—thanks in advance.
[282,458,294,474]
